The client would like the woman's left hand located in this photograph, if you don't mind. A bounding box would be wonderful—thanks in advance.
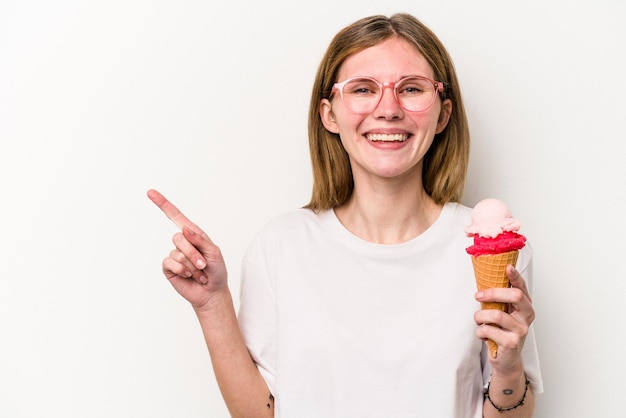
[474,265,535,371]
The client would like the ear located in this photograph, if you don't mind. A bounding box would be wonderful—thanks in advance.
[319,98,340,134]
[435,99,452,134]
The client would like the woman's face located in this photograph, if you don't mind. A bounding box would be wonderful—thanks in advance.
[320,37,451,184]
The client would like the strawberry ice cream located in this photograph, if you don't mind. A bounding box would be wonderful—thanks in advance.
[465,198,526,256]
[464,198,527,358]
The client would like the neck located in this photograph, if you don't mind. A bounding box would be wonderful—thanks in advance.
[334,181,443,244]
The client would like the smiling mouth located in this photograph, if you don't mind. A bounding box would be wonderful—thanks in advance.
[366,133,409,142]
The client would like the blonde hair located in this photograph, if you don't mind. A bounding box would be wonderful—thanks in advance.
[305,14,470,211]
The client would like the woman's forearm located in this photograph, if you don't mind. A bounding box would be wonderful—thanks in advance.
[483,364,535,418]
[194,288,273,418]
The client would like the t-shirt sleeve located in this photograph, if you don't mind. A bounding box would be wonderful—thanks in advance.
[237,237,277,394]
[481,243,544,394]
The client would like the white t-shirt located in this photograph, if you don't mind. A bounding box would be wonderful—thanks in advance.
[238,203,542,418]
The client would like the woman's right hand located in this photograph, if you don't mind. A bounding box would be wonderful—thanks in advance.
[147,189,228,311]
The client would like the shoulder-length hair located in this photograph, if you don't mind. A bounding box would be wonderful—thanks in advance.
[305,13,470,211]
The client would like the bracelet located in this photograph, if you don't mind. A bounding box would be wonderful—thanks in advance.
[485,375,530,413]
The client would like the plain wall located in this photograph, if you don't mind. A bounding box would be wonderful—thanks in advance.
[1,1,625,417]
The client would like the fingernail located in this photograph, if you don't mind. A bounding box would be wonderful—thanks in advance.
[196,259,206,269]
[199,274,208,284]
[475,291,484,299]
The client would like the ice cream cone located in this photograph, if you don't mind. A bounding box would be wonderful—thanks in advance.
[471,250,519,358]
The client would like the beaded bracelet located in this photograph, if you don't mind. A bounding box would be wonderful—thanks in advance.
[484,375,530,413]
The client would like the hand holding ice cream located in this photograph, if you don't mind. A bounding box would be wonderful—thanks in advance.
[465,198,527,358]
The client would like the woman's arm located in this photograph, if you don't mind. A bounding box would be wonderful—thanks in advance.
[483,362,535,417]
[194,286,273,418]
[148,190,273,418]
[475,265,537,417]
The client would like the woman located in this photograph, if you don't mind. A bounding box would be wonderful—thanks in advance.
[148,13,542,417]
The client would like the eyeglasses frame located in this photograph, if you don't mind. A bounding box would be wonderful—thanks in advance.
[329,75,446,113]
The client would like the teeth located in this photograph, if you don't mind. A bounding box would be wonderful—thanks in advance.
[367,133,408,142]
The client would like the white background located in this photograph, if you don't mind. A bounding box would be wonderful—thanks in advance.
[1,1,624,417]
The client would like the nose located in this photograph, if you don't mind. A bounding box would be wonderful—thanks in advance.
[373,84,403,119]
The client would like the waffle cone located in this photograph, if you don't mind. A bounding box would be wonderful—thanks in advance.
[471,250,519,358]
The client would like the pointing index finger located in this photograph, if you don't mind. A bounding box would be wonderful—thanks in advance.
[147,189,194,231]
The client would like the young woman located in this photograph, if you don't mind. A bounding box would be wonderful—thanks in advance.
[148,13,542,417]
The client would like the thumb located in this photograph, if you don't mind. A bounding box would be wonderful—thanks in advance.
[506,265,523,286]
[507,265,531,301]
[182,225,222,263]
